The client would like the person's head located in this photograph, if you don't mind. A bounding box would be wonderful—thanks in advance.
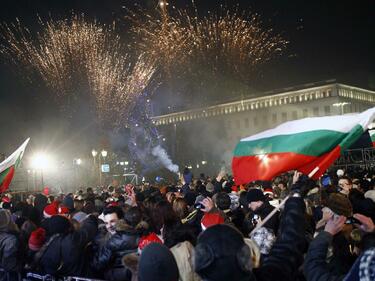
[194,224,253,281]
[45,215,72,237]
[74,197,84,211]
[103,206,124,235]
[0,209,18,233]
[338,176,353,195]
[173,198,188,220]
[246,189,266,211]
[138,243,179,281]
[325,193,353,218]
[152,200,179,233]
[277,182,287,191]
[215,192,231,211]
[123,207,142,228]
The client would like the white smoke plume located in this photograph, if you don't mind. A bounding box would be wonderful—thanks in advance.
[152,145,179,174]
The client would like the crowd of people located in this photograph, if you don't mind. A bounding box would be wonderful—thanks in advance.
[0,167,374,281]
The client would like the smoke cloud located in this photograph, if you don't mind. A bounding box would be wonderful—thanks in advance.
[152,145,179,174]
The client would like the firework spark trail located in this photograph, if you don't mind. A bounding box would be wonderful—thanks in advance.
[128,3,288,81]
[0,16,155,128]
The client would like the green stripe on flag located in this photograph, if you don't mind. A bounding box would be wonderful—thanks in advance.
[234,128,357,157]
[0,166,13,185]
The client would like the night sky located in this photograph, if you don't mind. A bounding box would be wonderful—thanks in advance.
[0,0,374,156]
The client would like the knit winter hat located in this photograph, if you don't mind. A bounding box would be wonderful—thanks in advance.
[359,248,375,281]
[43,202,59,218]
[195,224,253,281]
[45,215,71,237]
[62,195,74,210]
[326,193,353,217]
[138,243,179,281]
[246,189,266,204]
[58,206,69,215]
[250,226,276,255]
[138,233,163,252]
[29,227,46,251]
[201,212,224,231]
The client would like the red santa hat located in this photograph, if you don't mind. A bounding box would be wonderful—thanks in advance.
[58,206,70,215]
[138,232,163,252]
[201,212,225,231]
[29,227,46,251]
[43,202,59,218]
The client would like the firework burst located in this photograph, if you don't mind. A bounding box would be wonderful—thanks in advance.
[0,16,155,128]
[128,2,288,81]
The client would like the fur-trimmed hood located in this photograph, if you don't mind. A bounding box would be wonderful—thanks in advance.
[115,219,149,233]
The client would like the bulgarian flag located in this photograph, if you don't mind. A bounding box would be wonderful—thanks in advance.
[0,138,30,193]
[232,108,375,185]
[370,130,375,147]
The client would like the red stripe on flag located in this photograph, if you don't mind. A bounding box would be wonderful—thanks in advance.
[0,166,15,193]
[232,146,342,184]
[232,153,317,184]
[298,146,341,179]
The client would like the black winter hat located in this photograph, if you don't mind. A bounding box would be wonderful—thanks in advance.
[45,215,72,237]
[246,189,266,204]
[138,243,179,281]
[194,224,253,281]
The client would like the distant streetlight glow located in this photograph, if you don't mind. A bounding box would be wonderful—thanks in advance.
[31,153,50,170]
[101,150,108,158]
[76,159,82,165]
[91,149,98,157]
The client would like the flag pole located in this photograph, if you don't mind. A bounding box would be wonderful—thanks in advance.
[249,167,320,236]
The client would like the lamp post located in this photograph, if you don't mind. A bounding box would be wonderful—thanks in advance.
[73,158,82,187]
[100,150,107,186]
[91,149,98,185]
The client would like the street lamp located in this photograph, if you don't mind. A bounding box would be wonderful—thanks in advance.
[91,149,98,158]
[333,102,351,115]
[30,153,50,188]
[99,150,108,186]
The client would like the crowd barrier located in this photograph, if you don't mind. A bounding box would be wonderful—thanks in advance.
[25,273,105,281]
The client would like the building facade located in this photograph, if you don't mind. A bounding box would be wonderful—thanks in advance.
[151,81,375,175]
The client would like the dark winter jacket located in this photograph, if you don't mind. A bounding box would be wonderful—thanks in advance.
[92,220,142,281]
[244,201,280,236]
[0,231,23,281]
[253,197,307,281]
[304,231,344,281]
[37,215,98,277]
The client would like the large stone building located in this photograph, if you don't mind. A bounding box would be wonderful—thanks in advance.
[151,81,375,175]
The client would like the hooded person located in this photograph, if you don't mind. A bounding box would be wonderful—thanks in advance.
[36,214,98,277]
[195,194,307,281]
[0,209,23,280]
[138,243,179,281]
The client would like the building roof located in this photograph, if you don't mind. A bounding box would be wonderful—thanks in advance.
[151,82,375,126]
